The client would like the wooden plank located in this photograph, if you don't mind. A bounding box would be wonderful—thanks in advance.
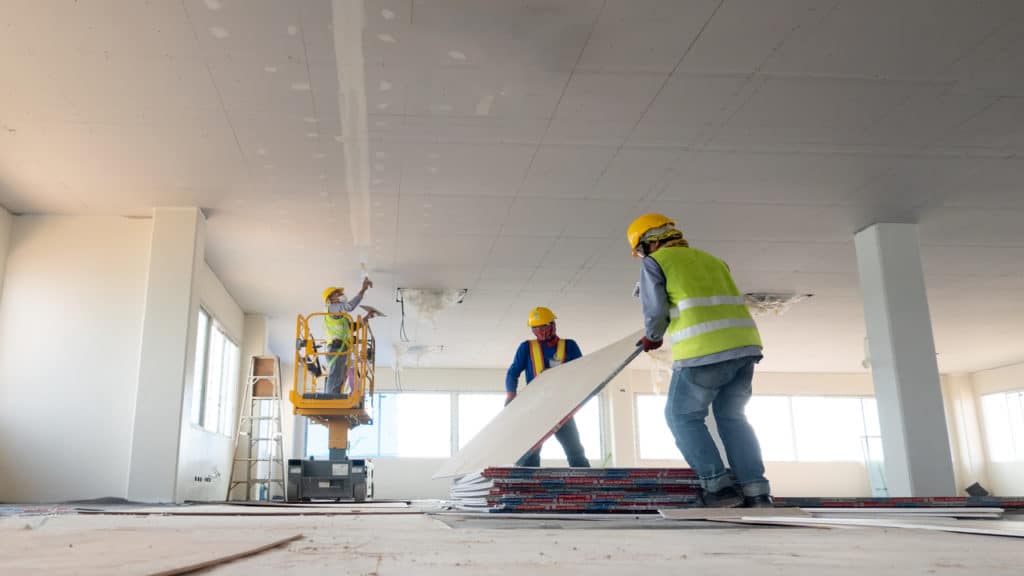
[0,529,302,575]
[434,331,643,478]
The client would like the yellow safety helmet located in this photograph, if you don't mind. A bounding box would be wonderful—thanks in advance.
[322,286,344,302]
[527,306,557,327]
[627,213,676,257]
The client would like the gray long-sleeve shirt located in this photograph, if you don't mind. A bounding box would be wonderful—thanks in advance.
[639,255,762,369]
[327,291,364,314]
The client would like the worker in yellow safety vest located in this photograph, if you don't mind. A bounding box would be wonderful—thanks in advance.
[322,276,373,395]
[505,307,590,468]
[628,214,773,508]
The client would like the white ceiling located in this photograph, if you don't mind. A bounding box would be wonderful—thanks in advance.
[2,0,1024,374]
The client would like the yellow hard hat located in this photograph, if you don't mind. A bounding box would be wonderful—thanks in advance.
[527,306,557,327]
[322,286,344,302]
[627,213,675,256]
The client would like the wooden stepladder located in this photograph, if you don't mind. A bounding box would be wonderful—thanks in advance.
[228,356,286,501]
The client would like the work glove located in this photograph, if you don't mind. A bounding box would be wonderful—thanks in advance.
[638,336,663,352]
[504,392,516,406]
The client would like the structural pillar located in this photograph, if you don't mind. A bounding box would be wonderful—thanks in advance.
[127,208,205,502]
[854,223,956,496]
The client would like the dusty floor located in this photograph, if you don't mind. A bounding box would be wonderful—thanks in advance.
[2,505,1022,575]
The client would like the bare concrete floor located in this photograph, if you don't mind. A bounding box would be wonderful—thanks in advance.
[2,507,1022,575]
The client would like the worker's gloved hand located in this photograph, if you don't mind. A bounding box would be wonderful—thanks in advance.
[361,276,373,291]
[639,336,663,352]
[504,392,516,406]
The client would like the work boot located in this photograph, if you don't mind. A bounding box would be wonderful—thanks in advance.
[697,486,744,508]
[743,494,775,508]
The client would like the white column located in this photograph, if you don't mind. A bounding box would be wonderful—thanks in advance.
[127,208,205,502]
[0,204,12,302]
[855,223,956,496]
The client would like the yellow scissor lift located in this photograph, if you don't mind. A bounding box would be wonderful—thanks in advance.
[287,311,376,502]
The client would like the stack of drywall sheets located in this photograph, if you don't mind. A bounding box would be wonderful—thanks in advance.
[451,467,700,513]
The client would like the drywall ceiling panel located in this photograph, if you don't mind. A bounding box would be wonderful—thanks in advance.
[940,158,1024,209]
[519,146,618,198]
[541,237,610,268]
[393,265,483,292]
[397,194,512,237]
[367,114,549,145]
[659,151,887,205]
[0,0,200,61]
[207,56,316,117]
[562,200,638,239]
[628,74,754,147]
[590,148,679,200]
[586,237,636,270]
[938,97,1024,152]
[921,244,1024,277]
[856,89,996,150]
[488,236,557,268]
[526,266,579,292]
[713,77,933,148]
[399,143,534,197]
[545,72,666,145]
[365,66,409,116]
[396,234,493,267]
[698,239,858,276]
[578,0,719,74]
[948,19,1024,97]
[500,197,577,237]
[648,201,857,243]
[919,207,1024,247]
[184,0,308,66]
[476,266,533,292]
[843,157,984,219]
[0,54,221,125]
[570,265,638,294]
[761,0,1010,80]
[678,0,824,75]
[296,0,336,67]
[402,66,568,120]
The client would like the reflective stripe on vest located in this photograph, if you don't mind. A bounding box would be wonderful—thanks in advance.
[649,247,761,361]
[528,339,566,378]
[324,310,351,341]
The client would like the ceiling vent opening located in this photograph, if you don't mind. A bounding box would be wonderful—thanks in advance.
[395,287,468,342]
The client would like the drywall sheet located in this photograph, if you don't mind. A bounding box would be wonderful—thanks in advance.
[721,516,1024,538]
[660,507,811,520]
[0,528,300,575]
[434,330,643,478]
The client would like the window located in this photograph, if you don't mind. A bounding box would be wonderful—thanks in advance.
[981,390,1024,462]
[307,392,453,459]
[190,308,240,436]
[636,393,881,463]
[539,396,603,461]
[458,393,505,449]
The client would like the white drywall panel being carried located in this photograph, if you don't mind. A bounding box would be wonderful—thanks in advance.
[0,215,151,502]
[434,330,642,478]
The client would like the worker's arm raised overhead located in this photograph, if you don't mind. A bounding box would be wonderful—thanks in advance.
[505,341,529,404]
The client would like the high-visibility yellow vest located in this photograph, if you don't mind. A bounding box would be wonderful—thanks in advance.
[528,339,566,378]
[650,247,761,361]
[324,309,352,343]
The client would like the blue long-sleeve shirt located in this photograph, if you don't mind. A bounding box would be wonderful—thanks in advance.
[505,338,582,393]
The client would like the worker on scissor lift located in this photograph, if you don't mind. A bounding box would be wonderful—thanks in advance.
[505,307,590,468]
[322,277,373,395]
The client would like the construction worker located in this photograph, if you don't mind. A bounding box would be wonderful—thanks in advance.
[627,214,772,508]
[505,307,590,468]
[323,277,372,395]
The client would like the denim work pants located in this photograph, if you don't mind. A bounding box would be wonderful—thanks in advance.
[665,356,770,496]
[516,416,590,467]
[325,340,349,395]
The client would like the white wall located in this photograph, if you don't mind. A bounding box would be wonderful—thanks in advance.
[0,216,151,502]
[971,362,1024,496]
[175,263,245,502]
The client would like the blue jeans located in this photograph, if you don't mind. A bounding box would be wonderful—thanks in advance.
[665,356,770,497]
[516,417,590,467]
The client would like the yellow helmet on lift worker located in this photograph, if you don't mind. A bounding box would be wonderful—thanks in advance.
[527,306,556,327]
[322,286,344,303]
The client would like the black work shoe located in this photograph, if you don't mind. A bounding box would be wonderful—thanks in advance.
[743,494,775,508]
[697,486,744,508]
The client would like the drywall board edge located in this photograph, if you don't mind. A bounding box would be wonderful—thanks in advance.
[433,330,644,478]
[719,516,1024,538]
[660,507,811,520]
